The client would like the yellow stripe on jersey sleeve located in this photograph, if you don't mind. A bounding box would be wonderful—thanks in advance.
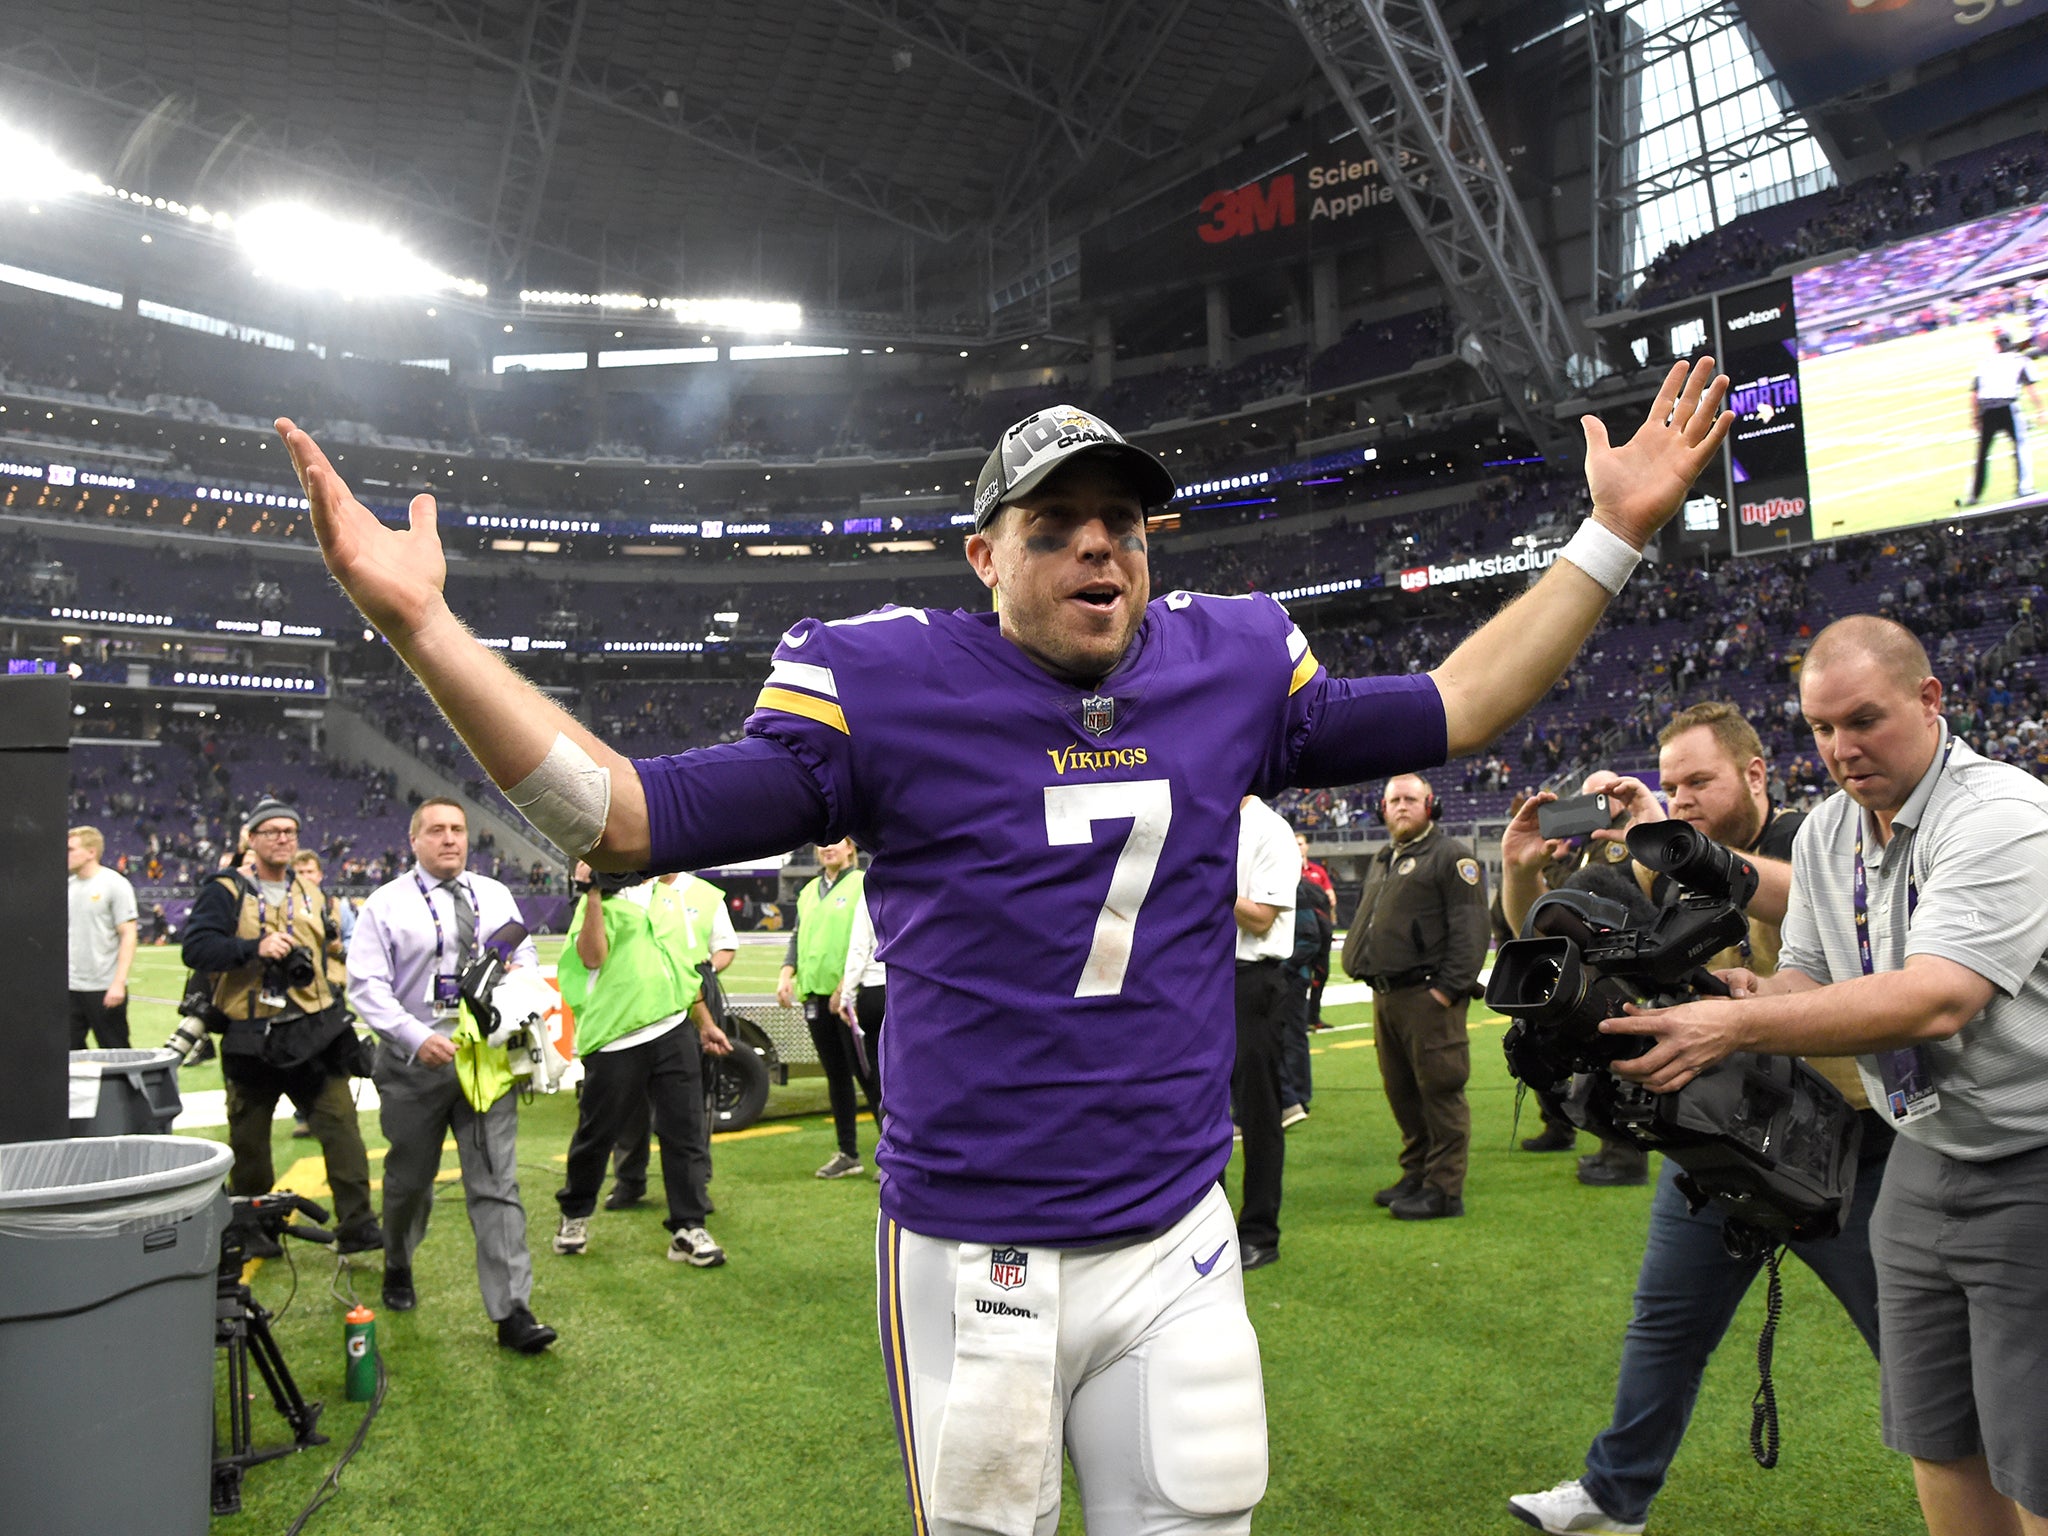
[1288,647,1320,696]
[755,685,850,735]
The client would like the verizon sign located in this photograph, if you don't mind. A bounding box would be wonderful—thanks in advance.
[1399,544,1562,593]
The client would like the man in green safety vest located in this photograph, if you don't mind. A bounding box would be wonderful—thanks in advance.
[608,872,738,1211]
[554,867,733,1265]
[777,838,876,1179]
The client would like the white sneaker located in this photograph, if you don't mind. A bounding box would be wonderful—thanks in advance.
[552,1216,589,1256]
[1507,1479,1644,1535]
[668,1226,727,1267]
[814,1152,863,1179]
[1281,1103,1310,1129]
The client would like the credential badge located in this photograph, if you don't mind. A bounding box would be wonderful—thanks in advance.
[1080,694,1115,737]
[990,1247,1028,1291]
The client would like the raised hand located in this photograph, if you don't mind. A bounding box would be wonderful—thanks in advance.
[1501,790,1561,873]
[1582,357,1733,550]
[276,417,448,643]
[1588,774,1664,844]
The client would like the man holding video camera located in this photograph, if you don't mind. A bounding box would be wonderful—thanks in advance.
[1608,620,2048,1536]
[180,799,380,1256]
[346,796,554,1354]
[1502,702,1888,1535]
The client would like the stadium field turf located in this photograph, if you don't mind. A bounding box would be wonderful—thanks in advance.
[110,945,1918,1534]
[1801,318,2044,541]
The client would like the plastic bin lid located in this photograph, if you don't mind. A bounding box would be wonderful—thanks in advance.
[0,1135,232,1210]
[69,1048,183,1069]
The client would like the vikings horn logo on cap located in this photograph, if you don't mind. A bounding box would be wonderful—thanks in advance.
[971,405,1178,530]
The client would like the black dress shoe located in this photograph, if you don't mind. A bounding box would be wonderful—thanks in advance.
[496,1304,557,1354]
[1240,1241,1279,1272]
[1520,1123,1578,1153]
[602,1184,646,1211]
[1578,1152,1649,1187]
[1373,1173,1424,1208]
[335,1218,385,1255]
[1388,1186,1464,1220]
[381,1266,416,1312]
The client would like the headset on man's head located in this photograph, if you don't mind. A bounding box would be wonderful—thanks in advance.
[1378,775,1440,823]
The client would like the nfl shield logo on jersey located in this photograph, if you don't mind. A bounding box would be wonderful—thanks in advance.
[989,1247,1029,1291]
[1080,695,1115,737]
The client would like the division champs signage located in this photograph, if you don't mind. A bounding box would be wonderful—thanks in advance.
[1719,278,1814,554]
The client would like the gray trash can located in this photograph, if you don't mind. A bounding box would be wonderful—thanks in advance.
[69,1047,184,1135]
[0,1135,233,1536]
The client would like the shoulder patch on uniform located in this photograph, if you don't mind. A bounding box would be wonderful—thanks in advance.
[1604,840,1630,863]
[1457,857,1480,886]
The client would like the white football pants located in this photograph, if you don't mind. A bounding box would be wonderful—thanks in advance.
[876,1183,1268,1536]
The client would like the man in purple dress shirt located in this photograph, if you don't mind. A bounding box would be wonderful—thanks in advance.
[281,362,1730,1535]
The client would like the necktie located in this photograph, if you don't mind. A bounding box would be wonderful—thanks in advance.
[442,879,477,964]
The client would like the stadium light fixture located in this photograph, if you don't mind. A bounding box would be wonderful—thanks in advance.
[237,203,488,300]
[0,125,99,204]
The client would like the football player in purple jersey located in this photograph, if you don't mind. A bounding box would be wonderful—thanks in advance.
[277,359,1730,1536]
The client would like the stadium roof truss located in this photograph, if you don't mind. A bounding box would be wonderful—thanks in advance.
[1284,0,1585,453]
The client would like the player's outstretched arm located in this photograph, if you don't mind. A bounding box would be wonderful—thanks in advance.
[277,417,651,868]
[1429,358,1731,758]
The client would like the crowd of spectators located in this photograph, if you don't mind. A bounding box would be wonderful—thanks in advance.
[1633,130,2047,310]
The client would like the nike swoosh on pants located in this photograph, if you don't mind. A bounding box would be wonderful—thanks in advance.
[1192,1241,1229,1277]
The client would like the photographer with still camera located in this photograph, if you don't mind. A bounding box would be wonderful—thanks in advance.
[1606,620,2048,1536]
[1501,703,1889,1536]
[347,796,556,1353]
[180,800,381,1259]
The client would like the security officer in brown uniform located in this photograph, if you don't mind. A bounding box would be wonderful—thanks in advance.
[1342,773,1488,1220]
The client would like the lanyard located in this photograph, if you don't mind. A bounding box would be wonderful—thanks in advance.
[1849,739,1951,1123]
[254,879,301,935]
[413,871,479,976]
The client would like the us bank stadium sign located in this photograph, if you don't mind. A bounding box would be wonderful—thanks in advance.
[1398,544,1562,593]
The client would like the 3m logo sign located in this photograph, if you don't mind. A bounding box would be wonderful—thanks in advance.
[1197,175,1297,244]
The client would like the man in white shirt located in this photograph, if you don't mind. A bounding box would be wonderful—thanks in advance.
[67,826,138,1048]
[1963,329,2041,505]
[1234,795,1300,1271]
[346,797,555,1354]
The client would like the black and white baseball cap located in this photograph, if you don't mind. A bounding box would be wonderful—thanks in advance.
[971,405,1178,530]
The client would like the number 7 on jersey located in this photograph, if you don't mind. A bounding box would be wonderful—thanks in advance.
[1043,779,1173,998]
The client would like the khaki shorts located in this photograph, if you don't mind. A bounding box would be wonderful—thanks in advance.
[1872,1135,2048,1515]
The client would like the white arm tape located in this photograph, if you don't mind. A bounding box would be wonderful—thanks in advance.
[1559,517,1642,596]
[505,732,612,858]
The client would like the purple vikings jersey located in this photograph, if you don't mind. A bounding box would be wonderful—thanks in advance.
[635,593,1445,1243]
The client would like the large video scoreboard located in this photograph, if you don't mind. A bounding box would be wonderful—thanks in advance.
[1709,198,2048,556]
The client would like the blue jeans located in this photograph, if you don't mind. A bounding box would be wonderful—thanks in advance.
[1580,1124,1889,1524]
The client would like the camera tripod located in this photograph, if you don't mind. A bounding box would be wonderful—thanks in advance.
[212,1196,331,1516]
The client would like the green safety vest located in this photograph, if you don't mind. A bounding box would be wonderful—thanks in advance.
[557,880,709,1055]
[795,868,864,997]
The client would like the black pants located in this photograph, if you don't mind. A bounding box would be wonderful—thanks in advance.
[1231,960,1288,1248]
[564,1025,710,1232]
[805,993,876,1159]
[610,1062,712,1201]
[852,984,887,1121]
[1279,971,1313,1109]
[67,990,130,1049]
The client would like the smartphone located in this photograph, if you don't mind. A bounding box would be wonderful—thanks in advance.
[1537,792,1615,840]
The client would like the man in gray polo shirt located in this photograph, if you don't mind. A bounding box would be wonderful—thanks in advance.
[1607,615,2048,1536]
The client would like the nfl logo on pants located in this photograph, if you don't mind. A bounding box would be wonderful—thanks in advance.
[989,1247,1028,1291]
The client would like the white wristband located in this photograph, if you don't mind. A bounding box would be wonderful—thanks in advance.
[1559,518,1641,596]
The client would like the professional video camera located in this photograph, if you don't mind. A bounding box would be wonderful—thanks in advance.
[1489,821,1862,1244]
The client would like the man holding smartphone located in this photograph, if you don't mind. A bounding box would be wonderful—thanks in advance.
[1502,702,1886,1536]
